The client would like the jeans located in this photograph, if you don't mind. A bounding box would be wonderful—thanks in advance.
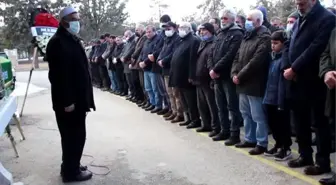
[144,71,162,108]
[108,70,118,91]
[214,79,242,136]
[156,74,169,109]
[239,94,268,147]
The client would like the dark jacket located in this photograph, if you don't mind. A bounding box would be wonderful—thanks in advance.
[320,28,336,117]
[89,45,96,61]
[95,41,108,65]
[231,26,271,97]
[169,33,200,88]
[195,36,215,84]
[121,35,136,73]
[46,26,95,112]
[263,20,282,33]
[139,34,163,72]
[209,24,244,80]
[281,1,335,101]
[263,51,286,109]
[109,43,124,70]
[157,32,180,76]
[131,33,147,69]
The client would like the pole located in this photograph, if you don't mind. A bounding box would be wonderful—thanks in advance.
[19,47,36,117]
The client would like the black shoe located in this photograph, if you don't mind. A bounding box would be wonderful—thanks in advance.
[139,101,147,107]
[145,105,155,111]
[274,149,292,161]
[249,145,267,155]
[264,146,279,157]
[171,115,184,123]
[163,110,173,118]
[186,122,201,129]
[224,136,241,146]
[319,174,336,185]
[60,165,88,177]
[208,131,219,137]
[235,141,257,148]
[179,120,191,126]
[196,127,212,132]
[102,87,110,91]
[150,108,162,113]
[304,165,331,176]
[166,114,176,121]
[142,102,151,109]
[62,170,93,183]
[157,108,169,115]
[212,132,230,141]
[126,96,133,100]
[288,157,314,168]
[120,92,127,96]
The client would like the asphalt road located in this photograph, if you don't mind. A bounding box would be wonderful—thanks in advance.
[0,71,334,185]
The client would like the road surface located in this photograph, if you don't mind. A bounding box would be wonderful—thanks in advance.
[0,71,333,185]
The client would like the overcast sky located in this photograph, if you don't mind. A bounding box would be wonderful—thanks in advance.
[125,0,334,23]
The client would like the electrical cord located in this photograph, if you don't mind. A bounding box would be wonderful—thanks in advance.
[35,125,111,176]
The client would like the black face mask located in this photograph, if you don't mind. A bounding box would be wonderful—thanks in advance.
[135,32,141,37]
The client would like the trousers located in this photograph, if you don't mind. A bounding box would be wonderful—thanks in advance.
[55,109,87,176]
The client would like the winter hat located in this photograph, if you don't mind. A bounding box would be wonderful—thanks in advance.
[257,6,267,20]
[59,6,77,20]
[199,23,215,35]
[288,11,299,19]
[191,22,198,33]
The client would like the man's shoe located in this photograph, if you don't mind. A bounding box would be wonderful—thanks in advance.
[304,165,331,176]
[288,157,314,168]
[138,101,147,107]
[165,114,176,121]
[157,108,169,115]
[179,120,191,126]
[249,145,267,155]
[145,105,155,111]
[208,131,219,137]
[224,136,241,146]
[186,122,201,129]
[196,127,212,132]
[60,165,88,177]
[102,87,110,91]
[235,141,257,148]
[142,102,151,109]
[274,149,292,161]
[62,170,93,183]
[150,108,162,114]
[264,146,280,157]
[163,110,172,118]
[171,116,184,123]
[212,132,230,141]
[120,92,127,96]
[319,174,336,185]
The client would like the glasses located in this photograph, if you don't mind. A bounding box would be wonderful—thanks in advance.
[220,17,228,20]
[287,21,295,24]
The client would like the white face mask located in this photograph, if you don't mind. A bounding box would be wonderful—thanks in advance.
[165,30,174,37]
[178,30,187,38]
[286,23,294,32]
[67,21,80,35]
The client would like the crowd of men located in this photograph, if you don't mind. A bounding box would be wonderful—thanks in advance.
[86,1,336,184]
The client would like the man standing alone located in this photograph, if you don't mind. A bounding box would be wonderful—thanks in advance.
[46,7,95,182]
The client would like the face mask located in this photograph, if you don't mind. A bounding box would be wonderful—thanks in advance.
[178,30,187,38]
[286,23,294,32]
[245,20,254,32]
[201,35,210,41]
[165,30,174,37]
[67,21,80,34]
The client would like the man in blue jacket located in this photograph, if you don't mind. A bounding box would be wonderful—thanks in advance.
[139,25,164,112]
[281,0,335,175]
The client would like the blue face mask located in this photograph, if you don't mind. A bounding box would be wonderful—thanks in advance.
[201,35,210,41]
[67,21,80,34]
[245,20,254,32]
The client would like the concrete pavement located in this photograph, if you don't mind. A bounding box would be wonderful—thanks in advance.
[0,71,333,185]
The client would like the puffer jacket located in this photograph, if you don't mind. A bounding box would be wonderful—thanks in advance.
[231,26,271,97]
[157,32,180,76]
[208,23,244,80]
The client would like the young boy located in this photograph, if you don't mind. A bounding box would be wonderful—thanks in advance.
[263,30,292,161]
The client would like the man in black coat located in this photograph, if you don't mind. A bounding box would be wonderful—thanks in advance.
[112,37,127,96]
[281,0,335,175]
[96,34,111,91]
[45,7,95,182]
[208,8,244,144]
[169,22,201,127]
